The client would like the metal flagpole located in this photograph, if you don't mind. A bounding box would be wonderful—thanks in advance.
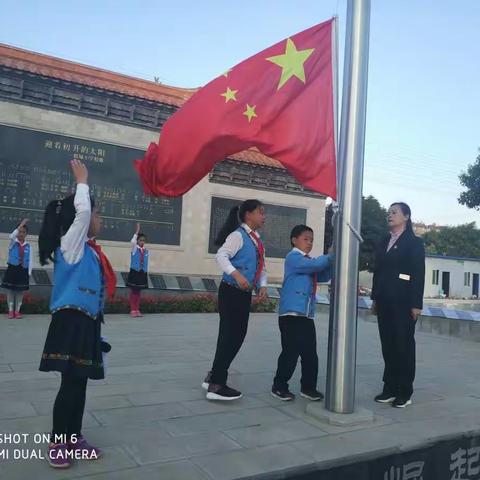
[325,0,371,414]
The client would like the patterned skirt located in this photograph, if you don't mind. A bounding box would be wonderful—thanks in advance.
[1,264,29,291]
[39,309,104,379]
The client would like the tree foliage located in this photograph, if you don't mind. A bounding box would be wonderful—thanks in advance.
[458,150,480,209]
[323,196,388,272]
[422,222,480,258]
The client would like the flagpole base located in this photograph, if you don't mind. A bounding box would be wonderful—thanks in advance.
[306,404,374,426]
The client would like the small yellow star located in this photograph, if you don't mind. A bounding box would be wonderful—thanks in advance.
[243,104,257,123]
[220,87,238,103]
[222,68,232,77]
[266,38,314,90]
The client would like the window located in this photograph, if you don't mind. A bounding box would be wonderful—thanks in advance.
[464,272,471,287]
[432,270,439,285]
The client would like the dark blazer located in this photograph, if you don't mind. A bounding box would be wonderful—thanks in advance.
[371,229,425,309]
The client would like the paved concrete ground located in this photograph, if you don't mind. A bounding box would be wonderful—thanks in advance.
[0,311,479,479]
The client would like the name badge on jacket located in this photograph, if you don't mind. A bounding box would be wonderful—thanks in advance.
[399,274,411,281]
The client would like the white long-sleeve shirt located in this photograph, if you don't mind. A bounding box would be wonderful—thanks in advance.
[60,183,91,265]
[215,223,267,287]
[9,229,32,276]
[131,233,139,254]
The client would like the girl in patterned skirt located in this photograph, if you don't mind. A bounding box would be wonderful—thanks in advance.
[38,159,115,469]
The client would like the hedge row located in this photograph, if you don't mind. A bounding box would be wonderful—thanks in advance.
[0,293,277,315]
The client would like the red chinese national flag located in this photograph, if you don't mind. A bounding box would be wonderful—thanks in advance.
[135,19,337,199]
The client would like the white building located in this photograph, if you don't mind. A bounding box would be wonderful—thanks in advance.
[424,254,480,299]
[359,254,480,299]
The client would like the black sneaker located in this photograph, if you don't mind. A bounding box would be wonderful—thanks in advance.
[201,371,212,390]
[271,387,295,401]
[300,389,324,401]
[392,397,412,408]
[206,384,242,401]
[374,392,396,403]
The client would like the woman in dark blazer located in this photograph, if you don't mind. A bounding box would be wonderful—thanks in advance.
[371,202,425,408]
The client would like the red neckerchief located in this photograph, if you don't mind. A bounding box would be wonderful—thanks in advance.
[87,239,116,298]
[305,254,317,298]
[17,242,26,265]
[139,247,145,270]
[248,230,265,286]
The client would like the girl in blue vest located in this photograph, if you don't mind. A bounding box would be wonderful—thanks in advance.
[38,159,115,469]
[2,218,32,318]
[202,199,268,401]
[126,223,149,317]
[272,225,333,402]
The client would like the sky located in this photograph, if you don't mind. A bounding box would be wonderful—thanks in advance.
[1,0,479,226]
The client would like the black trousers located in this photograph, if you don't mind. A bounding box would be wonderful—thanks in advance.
[211,282,252,385]
[376,301,416,398]
[52,373,88,440]
[273,315,318,391]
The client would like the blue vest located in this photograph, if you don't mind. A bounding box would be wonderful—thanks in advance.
[130,247,149,272]
[50,244,103,319]
[279,250,332,319]
[8,242,30,269]
[222,227,260,289]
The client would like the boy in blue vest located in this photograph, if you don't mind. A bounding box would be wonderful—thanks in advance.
[39,159,116,469]
[126,223,149,317]
[1,218,32,318]
[272,225,333,401]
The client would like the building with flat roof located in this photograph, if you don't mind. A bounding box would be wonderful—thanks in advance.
[425,254,480,299]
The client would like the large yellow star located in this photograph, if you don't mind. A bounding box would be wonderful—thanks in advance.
[243,104,257,123]
[266,38,315,90]
[220,87,238,103]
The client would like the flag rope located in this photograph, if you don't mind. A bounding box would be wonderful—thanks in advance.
[332,202,364,243]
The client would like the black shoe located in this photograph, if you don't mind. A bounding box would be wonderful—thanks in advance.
[206,384,242,401]
[392,397,412,408]
[271,387,295,401]
[201,371,212,390]
[300,389,324,401]
[374,392,396,403]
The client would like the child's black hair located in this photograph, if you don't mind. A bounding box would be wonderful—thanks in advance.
[137,233,146,241]
[215,199,263,246]
[290,224,313,247]
[38,194,95,265]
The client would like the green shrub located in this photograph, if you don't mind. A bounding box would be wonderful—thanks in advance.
[0,293,277,315]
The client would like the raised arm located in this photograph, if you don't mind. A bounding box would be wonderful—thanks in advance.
[9,218,27,244]
[130,223,140,254]
[61,160,91,264]
[288,253,333,275]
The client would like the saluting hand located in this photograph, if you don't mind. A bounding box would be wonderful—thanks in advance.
[71,159,88,184]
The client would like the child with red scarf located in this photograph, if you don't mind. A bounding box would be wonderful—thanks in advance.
[126,223,149,317]
[1,217,32,318]
[202,200,268,401]
[38,159,116,469]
